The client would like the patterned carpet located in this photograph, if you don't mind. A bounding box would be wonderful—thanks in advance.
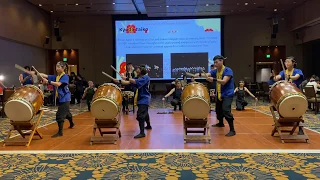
[0,150,320,179]
[0,104,87,142]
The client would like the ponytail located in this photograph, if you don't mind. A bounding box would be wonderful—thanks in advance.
[57,61,69,73]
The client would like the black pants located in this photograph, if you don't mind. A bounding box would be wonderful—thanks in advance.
[86,100,92,111]
[56,102,73,123]
[236,100,248,110]
[136,104,151,135]
[171,99,181,110]
[216,97,234,129]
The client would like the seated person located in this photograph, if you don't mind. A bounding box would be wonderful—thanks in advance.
[234,80,257,111]
[181,75,187,87]
[162,81,183,111]
[305,75,320,95]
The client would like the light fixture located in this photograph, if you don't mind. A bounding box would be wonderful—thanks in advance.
[245,2,248,5]
[50,10,53,12]
[268,46,270,47]
[254,2,256,5]
[166,5,169,8]
[113,3,115,5]
[76,3,78,5]
[276,46,278,47]
[274,8,277,11]
[206,4,209,6]
[0,75,4,81]
[39,4,42,6]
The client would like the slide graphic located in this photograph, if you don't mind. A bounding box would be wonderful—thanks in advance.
[115,18,221,80]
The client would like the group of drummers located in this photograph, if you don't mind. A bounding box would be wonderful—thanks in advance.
[7,54,307,140]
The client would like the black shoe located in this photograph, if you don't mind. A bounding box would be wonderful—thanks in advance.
[52,132,63,138]
[225,131,236,137]
[69,122,74,129]
[145,126,152,130]
[212,123,225,127]
[134,133,146,138]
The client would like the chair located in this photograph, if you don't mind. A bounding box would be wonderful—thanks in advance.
[261,82,270,102]
[304,86,320,114]
[183,114,211,144]
[90,113,122,145]
[1,88,15,118]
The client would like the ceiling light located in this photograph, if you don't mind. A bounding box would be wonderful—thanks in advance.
[237,3,239,5]
[166,5,169,8]
[112,3,115,4]
[245,2,248,5]
[293,2,296,3]
[206,4,209,6]
[50,10,53,12]
[39,4,42,6]
[274,8,277,11]
[253,2,256,5]
[76,3,78,5]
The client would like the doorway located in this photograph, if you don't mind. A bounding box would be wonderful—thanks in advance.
[68,65,78,75]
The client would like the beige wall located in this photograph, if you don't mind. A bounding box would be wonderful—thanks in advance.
[0,0,51,48]
[51,13,302,89]
[0,0,51,87]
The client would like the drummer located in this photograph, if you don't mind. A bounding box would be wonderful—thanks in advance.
[195,55,236,137]
[121,62,137,114]
[29,61,75,138]
[114,65,152,139]
[162,81,183,111]
[273,56,304,88]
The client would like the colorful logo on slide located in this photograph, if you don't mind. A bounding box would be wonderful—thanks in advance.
[205,28,214,32]
[119,62,126,74]
[119,24,149,33]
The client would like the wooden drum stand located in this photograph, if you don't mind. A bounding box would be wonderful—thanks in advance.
[3,110,44,146]
[90,113,121,145]
[183,114,211,144]
[270,106,309,143]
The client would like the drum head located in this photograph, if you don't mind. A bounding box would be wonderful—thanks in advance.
[278,95,308,118]
[91,99,119,119]
[183,98,210,119]
[4,100,33,121]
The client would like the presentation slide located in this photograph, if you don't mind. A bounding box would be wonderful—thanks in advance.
[115,18,221,80]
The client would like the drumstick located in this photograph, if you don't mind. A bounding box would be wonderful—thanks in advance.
[201,68,208,78]
[15,64,29,73]
[102,71,115,80]
[280,59,287,81]
[185,72,195,77]
[31,66,44,80]
[110,65,121,76]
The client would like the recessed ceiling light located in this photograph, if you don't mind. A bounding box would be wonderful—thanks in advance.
[39,4,42,6]
[293,1,296,3]
[112,3,115,4]
[206,4,209,6]
[166,5,169,8]
[237,3,240,5]
[245,2,248,5]
[50,10,53,12]
[276,2,279,4]
[253,2,256,5]
[274,8,277,11]
[76,3,78,5]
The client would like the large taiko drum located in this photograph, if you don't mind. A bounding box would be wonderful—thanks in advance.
[181,82,210,119]
[270,80,308,118]
[5,85,44,121]
[91,83,123,120]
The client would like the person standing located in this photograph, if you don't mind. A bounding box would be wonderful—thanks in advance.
[82,81,97,111]
[114,65,151,138]
[121,62,137,113]
[274,56,304,88]
[29,62,75,138]
[195,55,236,136]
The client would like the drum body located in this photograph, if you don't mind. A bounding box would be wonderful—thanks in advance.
[5,85,44,121]
[91,83,122,119]
[181,82,210,119]
[270,80,307,118]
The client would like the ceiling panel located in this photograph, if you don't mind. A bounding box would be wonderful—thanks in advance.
[26,0,306,16]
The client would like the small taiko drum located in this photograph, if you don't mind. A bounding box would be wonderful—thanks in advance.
[5,85,44,121]
[91,83,123,120]
[270,80,308,118]
[181,82,210,119]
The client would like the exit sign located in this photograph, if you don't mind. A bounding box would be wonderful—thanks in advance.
[63,58,68,62]
[266,54,271,58]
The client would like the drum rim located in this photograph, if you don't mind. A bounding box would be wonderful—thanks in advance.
[4,99,34,120]
[269,80,286,93]
[275,92,306,111]
[18,84,45,100]
[182,95,210,107]
[184,82,206,88]
[91,97,121,113]
[99,83,122,92]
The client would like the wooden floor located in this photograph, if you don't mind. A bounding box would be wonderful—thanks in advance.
[1,108,320,150]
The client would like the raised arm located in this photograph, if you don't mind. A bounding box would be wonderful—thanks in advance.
[113,79,130,85]
[194,73,211,78]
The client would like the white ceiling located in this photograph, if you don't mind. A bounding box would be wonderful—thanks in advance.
[26,0,306,17]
